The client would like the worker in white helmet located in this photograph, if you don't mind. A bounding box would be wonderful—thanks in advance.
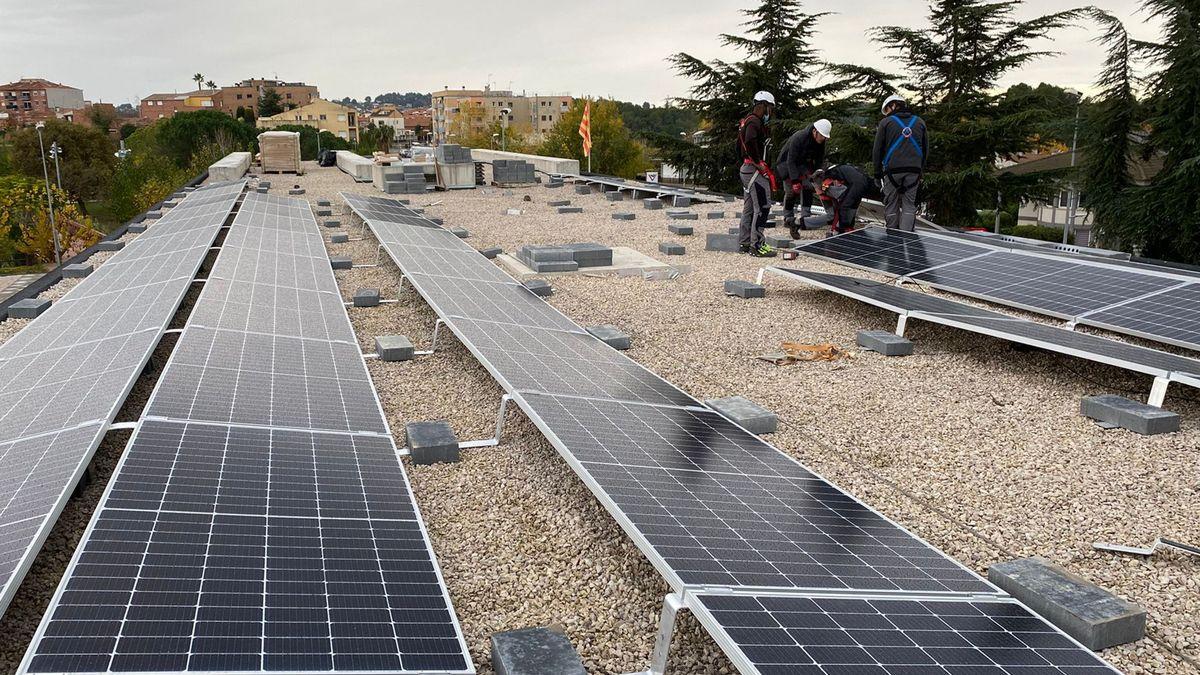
[775,118,831,239]
[872,94,927,232]
[737,91,778,257]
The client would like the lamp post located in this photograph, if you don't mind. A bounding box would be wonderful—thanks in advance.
[500,108,511,152]
[1064,88,1082,245]
[35,123,63,268]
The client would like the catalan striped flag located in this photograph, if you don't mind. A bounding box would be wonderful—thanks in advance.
[578,100,592,158]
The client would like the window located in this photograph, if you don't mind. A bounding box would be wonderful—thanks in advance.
[286,93,292,99]
[319,114,327,121]
[1058,190,1071,208]
[236,93,243,100]
[337,114,346,122]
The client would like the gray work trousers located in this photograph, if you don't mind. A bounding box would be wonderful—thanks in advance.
[739,164,771,249]
[882,173,920,232]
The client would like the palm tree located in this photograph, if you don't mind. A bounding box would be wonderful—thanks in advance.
[205,79,217,90]
[192,73,204,91]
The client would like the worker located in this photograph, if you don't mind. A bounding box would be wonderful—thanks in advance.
[803,164,872,236]
[872,94,927,232]
[776,119,831,240]
[737,91,777,257]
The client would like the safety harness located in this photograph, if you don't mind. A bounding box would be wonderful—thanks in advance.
[882,114,923,193]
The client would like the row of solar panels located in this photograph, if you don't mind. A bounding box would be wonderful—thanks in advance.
[19,191,473,675]
[567,174,724,204]
[798,228,1200,352]
[0,181,245,621]
[343,192,1118,674]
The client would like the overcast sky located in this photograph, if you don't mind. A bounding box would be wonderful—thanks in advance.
[1,0,1160,106]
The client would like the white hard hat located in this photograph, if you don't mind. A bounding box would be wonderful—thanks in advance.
[881,94,906,114]
[813,119,832,138]
[753,91,776,106]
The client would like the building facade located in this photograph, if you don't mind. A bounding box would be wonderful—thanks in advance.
[214,78,318,114]
[258,98,358,141]
[139,90,218,121]
[431,86,571,144]
[0,78,85,127]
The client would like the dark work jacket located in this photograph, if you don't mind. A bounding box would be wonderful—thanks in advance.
[872,111,927,178]
[823,164,870,208]
[775,125,826,182]
[737,113,768,163]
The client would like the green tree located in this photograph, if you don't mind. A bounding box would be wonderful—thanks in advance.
[9,119,116,202]
[0,176,101,264]
[539,99,649,178]
[872,0,1082,227]
[258,87,285,118]
[192,73,204,90]
[119,123,139,140]
[616,101,700,138]
[205,79,216,90]
[87,106,117,133]
[268,124,352,160]
[157,110,255,168]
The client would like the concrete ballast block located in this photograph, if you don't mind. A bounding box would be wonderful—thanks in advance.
[330,233,349,244]
[317,199,331,207]
[353,288,381,308]
[330,256,352,270]
[724,280,765,299]
[1081,394,1180,435]
[673,195,691,207]
[989,556,1146,650]
[62,263,93,279]
[96,241,125,252]
[557,206,583,214]
[324,220,341,228]
[288,188,305,195]
[491,627,586,675]
[705,233,742,252]
[605,191,625,201]
[547,200,571,207]
[667,210,698,221]
[857,330,914,356]
[765,233,796,248]
[405,421,460,465]
[612,213,636,221]
[480,247,503,259]
[7,298,51,319]
[707,211,726,219]
[705,395,777,434]
[659,242,685,256]
[316,209,332,217]
[574,185,592,195]
[668,223,694,236]
[143,212,162,220]
[450,227,469,238]
[523,279,553,297]
[375,335,414,362]
[586,325,631,351]
[127,224,147,234]
[643,199,664,210]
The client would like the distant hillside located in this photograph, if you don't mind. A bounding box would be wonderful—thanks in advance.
[337,92,431,110]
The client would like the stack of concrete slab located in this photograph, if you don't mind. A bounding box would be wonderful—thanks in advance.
[492,160,537,185]
[208,151,251,182]
[375,163,428,194]
[336,151,374,182]
[435,144,473,164]
[517,242,613,273]
[257,131,302,174]
[470,148,579,175]
[435,145,476,189]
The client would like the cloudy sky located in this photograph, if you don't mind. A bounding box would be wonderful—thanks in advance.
[1,0,1159,105]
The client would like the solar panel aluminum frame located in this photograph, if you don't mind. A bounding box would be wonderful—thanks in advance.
[793,228,996,280]
[680,588,1121,675]
[0,184,243,619]
[509,390,1002,598]
[764,266,1200,401]
[1071,281,1200,353]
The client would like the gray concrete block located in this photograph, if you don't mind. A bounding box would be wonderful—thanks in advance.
[667,210,698,220]
[857,330,914,357]
[586,325,631,350]
[705,395,777,434]
[480,247,502,259]
[530,261,578,273]
[560,243,612,267]
[353,288,381,307]
[707,211,726,219]
[316,209,332,217]
[450,227,469,238]
[127,223,147,234]
[330,233,349,244]
[989,557,1146,650]
[557,206,583,214]
[765,233,797,248]
[611,213,636,221]
[1081,394,1180,435]
[643,199,664,210]
[547,200,571,207]
[491,627,586,675]
[256,187,268,194]
[521,246,575,263]
[405,421,460,465]
[324,220,341,228]
[317,199,331,207]
[96,241,125,252]
[574,185,592,195]
[330,256,352,270]
[259,181,272,188]
[143,211,162,220]
[545,180,564,188]
[288,188,305,195]
[673,195,692,207]
[668,223,694,235]
[62,263,93,279]
[728,227,740,235]
[724,280,765,299]
[523,279,553,296]
[7,298,51,319]
[705,233,742,252]
[659,242,685,256]
[430,218,444,225]
[605,191,625,202]
[375,335,414,362]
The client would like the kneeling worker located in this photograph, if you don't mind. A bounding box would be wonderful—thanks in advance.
[803,164,871,236]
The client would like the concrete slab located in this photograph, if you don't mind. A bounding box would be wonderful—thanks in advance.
[324,220,341,228]
[705,395,777,434]
[62,263,93,279]
[405,421,460,465]
[491,627,586,675]
[288,188,305,195]
[586,325,631,350]
[557,206,583,214]
[330,233,349,244]
[330,256,353,270]
[705,233,742,253]
[605,191,625,202]
[643,199,664,210]
[529,261,578,273]
[96,241,125,252]
[612,213,636,221]
[673,195,691,207]
[765,233,797,248]
[353,288,381,307]
[127,223,147,234]
[857,330,913,356]
[667,210,699,220]
[724,280,765,299]
[707,212,726,219]
[574,185,592,195]
[547,200,571,207]
[659,242,685,256]
[316,209,332,217]
[480,247,503,259]
[143,212,162,220]
[496,247,672,279]
[667,223,694,235]
[317,199,331,207]
[523,279,553,297]
[450,227,470,238]
[375,335,415,362]
[7,298,51,319]
[989,557,1146,650]
[1081,395,1180,435]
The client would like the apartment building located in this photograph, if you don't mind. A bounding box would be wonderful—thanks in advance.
[0,78,85,126]
[215,78,318,113]
[139,90,218,120]
[257,98,358,141]
[431,85,572,144]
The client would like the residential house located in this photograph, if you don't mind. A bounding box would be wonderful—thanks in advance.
[215,78,318,114]
[431,85,571,144]
[258,98,358,142]
[138,90,217,121]
[0,78,85,126]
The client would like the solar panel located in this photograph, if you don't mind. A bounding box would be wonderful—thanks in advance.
[0,182,243,618]
[771,268,997,318]
[689,592,1118,675]
[386,246,515,284]
[911,252,1180,318]
[449,319,699,407]
[188,278,354,343]
[518,392,994,594]
[795,228,991,277]
[405,274,581,332]
[342,193,441,229]
[1077,282,1200,352]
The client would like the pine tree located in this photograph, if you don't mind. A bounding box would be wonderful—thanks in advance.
[258,88,284,118]
[872,0,1081,227]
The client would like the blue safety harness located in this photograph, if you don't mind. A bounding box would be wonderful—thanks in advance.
[882,114,923,173]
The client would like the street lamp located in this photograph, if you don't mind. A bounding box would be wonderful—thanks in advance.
[35,122,63,268]
[499,108,511,152]
[1064,88,1083,245]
